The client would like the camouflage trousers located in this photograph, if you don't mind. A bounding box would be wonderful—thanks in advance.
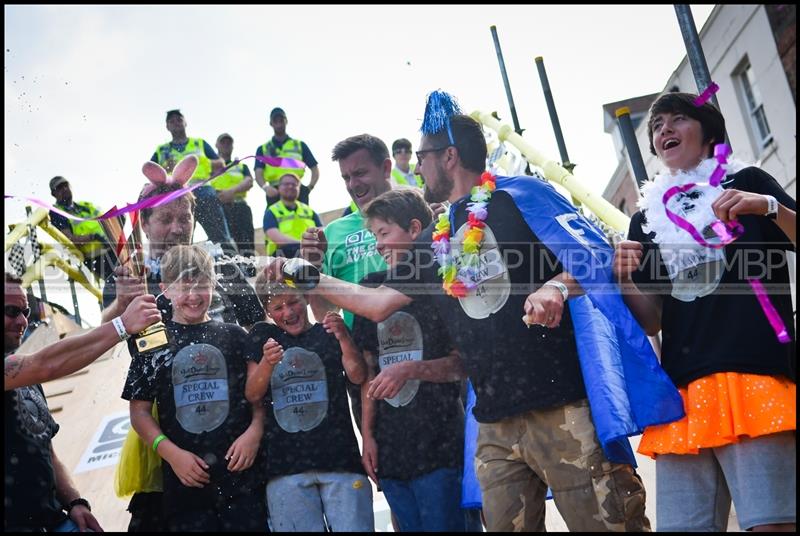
[475,398,651,532]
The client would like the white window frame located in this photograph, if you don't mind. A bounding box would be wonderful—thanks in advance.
[736,60,773,151]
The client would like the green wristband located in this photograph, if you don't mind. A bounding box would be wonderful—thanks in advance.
[152,434,167,452]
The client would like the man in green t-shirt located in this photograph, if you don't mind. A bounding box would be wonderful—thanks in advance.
[301,134,393,327]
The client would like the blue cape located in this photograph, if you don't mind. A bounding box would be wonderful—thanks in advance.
[461,175,684,507]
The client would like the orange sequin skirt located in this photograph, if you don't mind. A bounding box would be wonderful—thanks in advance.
[638,372,796,457]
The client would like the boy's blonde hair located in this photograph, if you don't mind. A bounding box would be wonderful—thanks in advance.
[160,245,215,285]
[254,269,302,309]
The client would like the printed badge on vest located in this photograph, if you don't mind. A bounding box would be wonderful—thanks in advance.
[661,183,725,302]
[172,344,230,434]
[377,311,424,407]
[271,347,328,432]
[451,222,510,319]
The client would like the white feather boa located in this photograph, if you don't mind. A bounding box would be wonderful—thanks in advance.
[636,158,751,297]
[638,157,750,246]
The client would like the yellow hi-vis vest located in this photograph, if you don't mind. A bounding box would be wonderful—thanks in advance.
[154,138,212,183]
[391,163,424,188]
[265,200,316,255]
[261,138,306,186]
[55,201,106,257]
[210,161,249,201]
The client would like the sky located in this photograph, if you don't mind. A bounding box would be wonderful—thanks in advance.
[5,4,714,226]
[4,4,713,320]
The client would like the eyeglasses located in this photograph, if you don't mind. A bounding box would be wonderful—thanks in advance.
[416,145,453,163]
[4,305,31,319]
[393,148,412,155]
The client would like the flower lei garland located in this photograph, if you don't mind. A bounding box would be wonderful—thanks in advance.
[431,171,496,297]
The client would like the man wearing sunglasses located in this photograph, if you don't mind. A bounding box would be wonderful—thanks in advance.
[4,273,161,532]
[390,138,424,189]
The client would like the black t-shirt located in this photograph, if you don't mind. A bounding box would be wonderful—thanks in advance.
[243,322,364,479]
[121,321,257,514]
[4,384,66,530]
[352,270,465,481]
[388,190,586,423]
[102,260,264,327]
[629,167,796,387]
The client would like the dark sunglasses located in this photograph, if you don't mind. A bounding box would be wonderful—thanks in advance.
[4,305,31,319]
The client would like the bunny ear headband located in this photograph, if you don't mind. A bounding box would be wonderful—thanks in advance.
[140,155,198,197]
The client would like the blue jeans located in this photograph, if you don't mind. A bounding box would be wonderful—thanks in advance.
[52,518,93,532]
[380,467,483,532]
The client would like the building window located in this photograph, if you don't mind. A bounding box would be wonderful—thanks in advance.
[738,61,773,150]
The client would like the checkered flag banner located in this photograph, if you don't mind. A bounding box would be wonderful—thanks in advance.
[8,242,26,277]
[28,224,42,260]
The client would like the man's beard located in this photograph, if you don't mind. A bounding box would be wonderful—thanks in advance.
[423,171,453,204]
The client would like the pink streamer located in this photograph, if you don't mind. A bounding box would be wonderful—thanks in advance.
[693,82,719,106]
[257,156,305,169]
[662,183,744,249]
[5,154,306,223]
[708,143,731,187]
[748,278,792,344]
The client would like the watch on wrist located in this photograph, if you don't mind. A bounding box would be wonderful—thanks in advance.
[66,497,91,514]
[764,195,779,219]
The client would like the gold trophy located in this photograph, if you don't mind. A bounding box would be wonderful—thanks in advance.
[100,211,169,352]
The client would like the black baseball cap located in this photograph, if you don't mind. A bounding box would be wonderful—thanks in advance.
[49,176,69,191]
[166,109,184,120]
[270,107,286,120]
[216,132,233,143]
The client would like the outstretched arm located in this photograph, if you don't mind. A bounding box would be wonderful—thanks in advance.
[368,348,466,401]
[5,295,161,391]
[314,275,411,323]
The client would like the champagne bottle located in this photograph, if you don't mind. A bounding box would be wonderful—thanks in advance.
[281,258,320,291]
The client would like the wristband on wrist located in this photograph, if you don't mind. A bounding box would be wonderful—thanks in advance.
[543,280,569,302]
[111,316,130,341]
[152,434,168,452]
[764,195,778,219]
[66,497,91,514]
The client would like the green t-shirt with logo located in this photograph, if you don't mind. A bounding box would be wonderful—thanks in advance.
[322,211,387,328]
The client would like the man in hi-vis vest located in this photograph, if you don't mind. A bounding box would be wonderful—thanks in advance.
[390,138,424,188]
[211,133,255,257]
[263,173,322,259]
[48,176,116,280]
[151,109,238,256]
[254,107,320,207]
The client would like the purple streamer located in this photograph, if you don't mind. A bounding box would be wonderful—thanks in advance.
[708,143,731,187]
[693,82,719,106]
[748,278,792,343]
[5,154,303,223]
[662,183,744,249]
